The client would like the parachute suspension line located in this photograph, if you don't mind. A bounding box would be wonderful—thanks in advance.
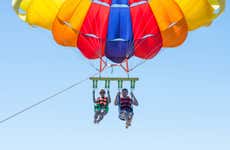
[98,57,131,73]
[99,58,107,73]
[70,48,99,72]
[120,58,130,73]
[110,65,114,74]
[0,72,100,125]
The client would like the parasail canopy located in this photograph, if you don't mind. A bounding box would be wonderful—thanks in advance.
[12,0,225,63]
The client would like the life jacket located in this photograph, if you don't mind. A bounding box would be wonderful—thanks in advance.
[96,97,108,106]
[120,96,132,110]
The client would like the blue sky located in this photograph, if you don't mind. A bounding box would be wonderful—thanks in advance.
[0,1,230,150]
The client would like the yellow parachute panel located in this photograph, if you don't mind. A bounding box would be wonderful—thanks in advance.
[149,0,188,47]
[175,0,225,30]
[52,0,91,47]
[12,0,66,30]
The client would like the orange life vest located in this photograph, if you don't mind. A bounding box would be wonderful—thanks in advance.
[96,97,108,106]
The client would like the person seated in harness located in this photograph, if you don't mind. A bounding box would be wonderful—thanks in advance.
[114,88,139,128]
[93,89,111,124]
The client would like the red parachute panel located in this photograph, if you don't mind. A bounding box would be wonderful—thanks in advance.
[130,1,163,59]
[77,2,110,59]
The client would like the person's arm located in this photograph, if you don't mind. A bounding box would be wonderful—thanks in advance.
[114,91,120,106]
[131,92,139,106]
[93,90,97,103]
[107,90,111,104]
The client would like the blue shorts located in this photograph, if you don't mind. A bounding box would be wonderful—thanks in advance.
[119,108,133,121]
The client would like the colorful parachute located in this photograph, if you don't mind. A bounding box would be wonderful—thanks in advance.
[12,0,225,64]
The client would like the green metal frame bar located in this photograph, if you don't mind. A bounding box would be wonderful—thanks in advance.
[118,80,123,89]
[92,80,98,89]
[90,77,139,90]
[89,77,139,81]
[105,80,110,89]
[130,80,136,89]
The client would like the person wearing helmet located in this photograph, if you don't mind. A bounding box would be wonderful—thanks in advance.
[115,88,139,128]
[93,89,111,124]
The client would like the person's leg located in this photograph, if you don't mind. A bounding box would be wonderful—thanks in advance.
[125,114,129,128]
[96,112,104,123]
[102,106,108,116]
[126,114,133,127]
[94,111,100,124]
[126,111,134,128]
[96,106,109,123]
[93,111,99,123]
[119,110,126,121]
[102,110,108,117]
[94,104,101,123]
[118,110,131,128]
